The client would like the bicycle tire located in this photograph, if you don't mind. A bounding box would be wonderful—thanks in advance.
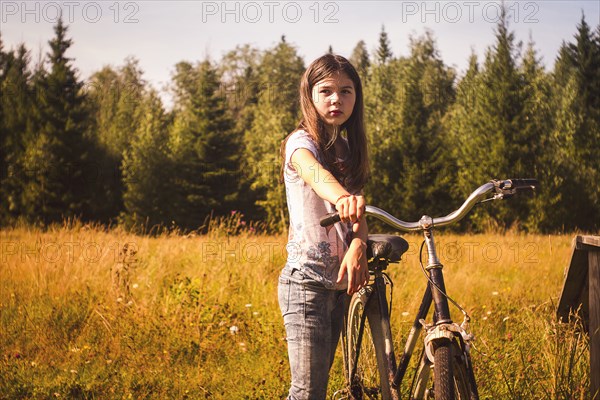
[433,339,455,400]
[412,339,478,400]
[346,288,397,400]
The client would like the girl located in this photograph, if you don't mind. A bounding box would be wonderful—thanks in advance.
[278,54,370,399]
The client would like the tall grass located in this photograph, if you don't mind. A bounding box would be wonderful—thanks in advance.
[0,223,590,399]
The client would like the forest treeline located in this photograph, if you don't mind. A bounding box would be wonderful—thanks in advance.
[1,11,599,233]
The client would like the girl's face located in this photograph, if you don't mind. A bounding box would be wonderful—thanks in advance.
[311,72,356,133]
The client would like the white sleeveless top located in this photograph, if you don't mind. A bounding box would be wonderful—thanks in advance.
[283,130,353,290]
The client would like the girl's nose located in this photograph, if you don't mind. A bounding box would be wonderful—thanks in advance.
[330,92,341,104]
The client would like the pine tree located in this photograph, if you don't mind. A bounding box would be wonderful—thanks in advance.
[445,52,480,215]
[448,7,540,229]
[0,42,33,224]
[364,28,400,220]
[363,58,401,219]
[519,40,554,231]
[169,60,240,230]
[0,34,5,136]
[120,90,172,231]
[376,25,393,64]
[244,38,305,231]
[0,36,11,223]
[20,18,92,224]
[349,40,370,80]
[546,15,600,230]
[565,16,600,188]
[217,45,262,218]
[566,16,600,118]
[366,31,455,222]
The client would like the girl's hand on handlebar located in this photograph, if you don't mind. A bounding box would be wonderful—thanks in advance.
[335,194,365,226]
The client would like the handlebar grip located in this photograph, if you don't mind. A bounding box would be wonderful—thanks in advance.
[320,212,341,227]
[510,179,538,191]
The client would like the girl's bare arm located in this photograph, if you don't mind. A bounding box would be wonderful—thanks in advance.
[289,148,365,223]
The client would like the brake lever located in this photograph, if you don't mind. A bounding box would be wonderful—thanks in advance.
[479,192,514,203]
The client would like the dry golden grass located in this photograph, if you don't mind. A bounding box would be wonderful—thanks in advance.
[0,223,590,399]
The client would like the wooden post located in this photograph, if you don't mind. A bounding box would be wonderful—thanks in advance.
[590,249,599,400]
[557,235,600,399]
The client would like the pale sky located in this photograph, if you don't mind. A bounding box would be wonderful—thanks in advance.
[2,1,599,106]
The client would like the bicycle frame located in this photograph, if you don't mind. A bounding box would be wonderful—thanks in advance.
[347,225,478,399]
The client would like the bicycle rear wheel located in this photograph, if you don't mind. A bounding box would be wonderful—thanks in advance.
[346,287,397,400]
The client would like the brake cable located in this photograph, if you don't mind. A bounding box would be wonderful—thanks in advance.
[418,240,471,323]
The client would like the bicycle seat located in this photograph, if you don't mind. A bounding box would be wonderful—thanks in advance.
[366,234,409,262]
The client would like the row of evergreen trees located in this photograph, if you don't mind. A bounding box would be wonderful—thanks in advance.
[1,12,599,233]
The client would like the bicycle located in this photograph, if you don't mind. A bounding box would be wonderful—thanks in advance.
[320,178,538,400]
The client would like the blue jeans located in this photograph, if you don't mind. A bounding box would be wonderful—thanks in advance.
[278,267,349,400]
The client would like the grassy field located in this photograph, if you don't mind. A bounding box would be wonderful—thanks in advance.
[0,221,591,399]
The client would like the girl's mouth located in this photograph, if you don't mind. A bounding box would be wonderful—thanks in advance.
[330,110,342,116]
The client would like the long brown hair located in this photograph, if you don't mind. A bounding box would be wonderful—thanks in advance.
[280,54,369,192]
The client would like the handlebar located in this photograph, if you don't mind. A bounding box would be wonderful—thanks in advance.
[319,179,538,232]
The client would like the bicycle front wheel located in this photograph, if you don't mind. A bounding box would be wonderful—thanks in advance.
[412,339,478,400]
[346,287,397,400]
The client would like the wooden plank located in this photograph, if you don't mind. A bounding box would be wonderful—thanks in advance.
[577,235,600,250]
[557,238,590,325]
[590,250,600,400]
